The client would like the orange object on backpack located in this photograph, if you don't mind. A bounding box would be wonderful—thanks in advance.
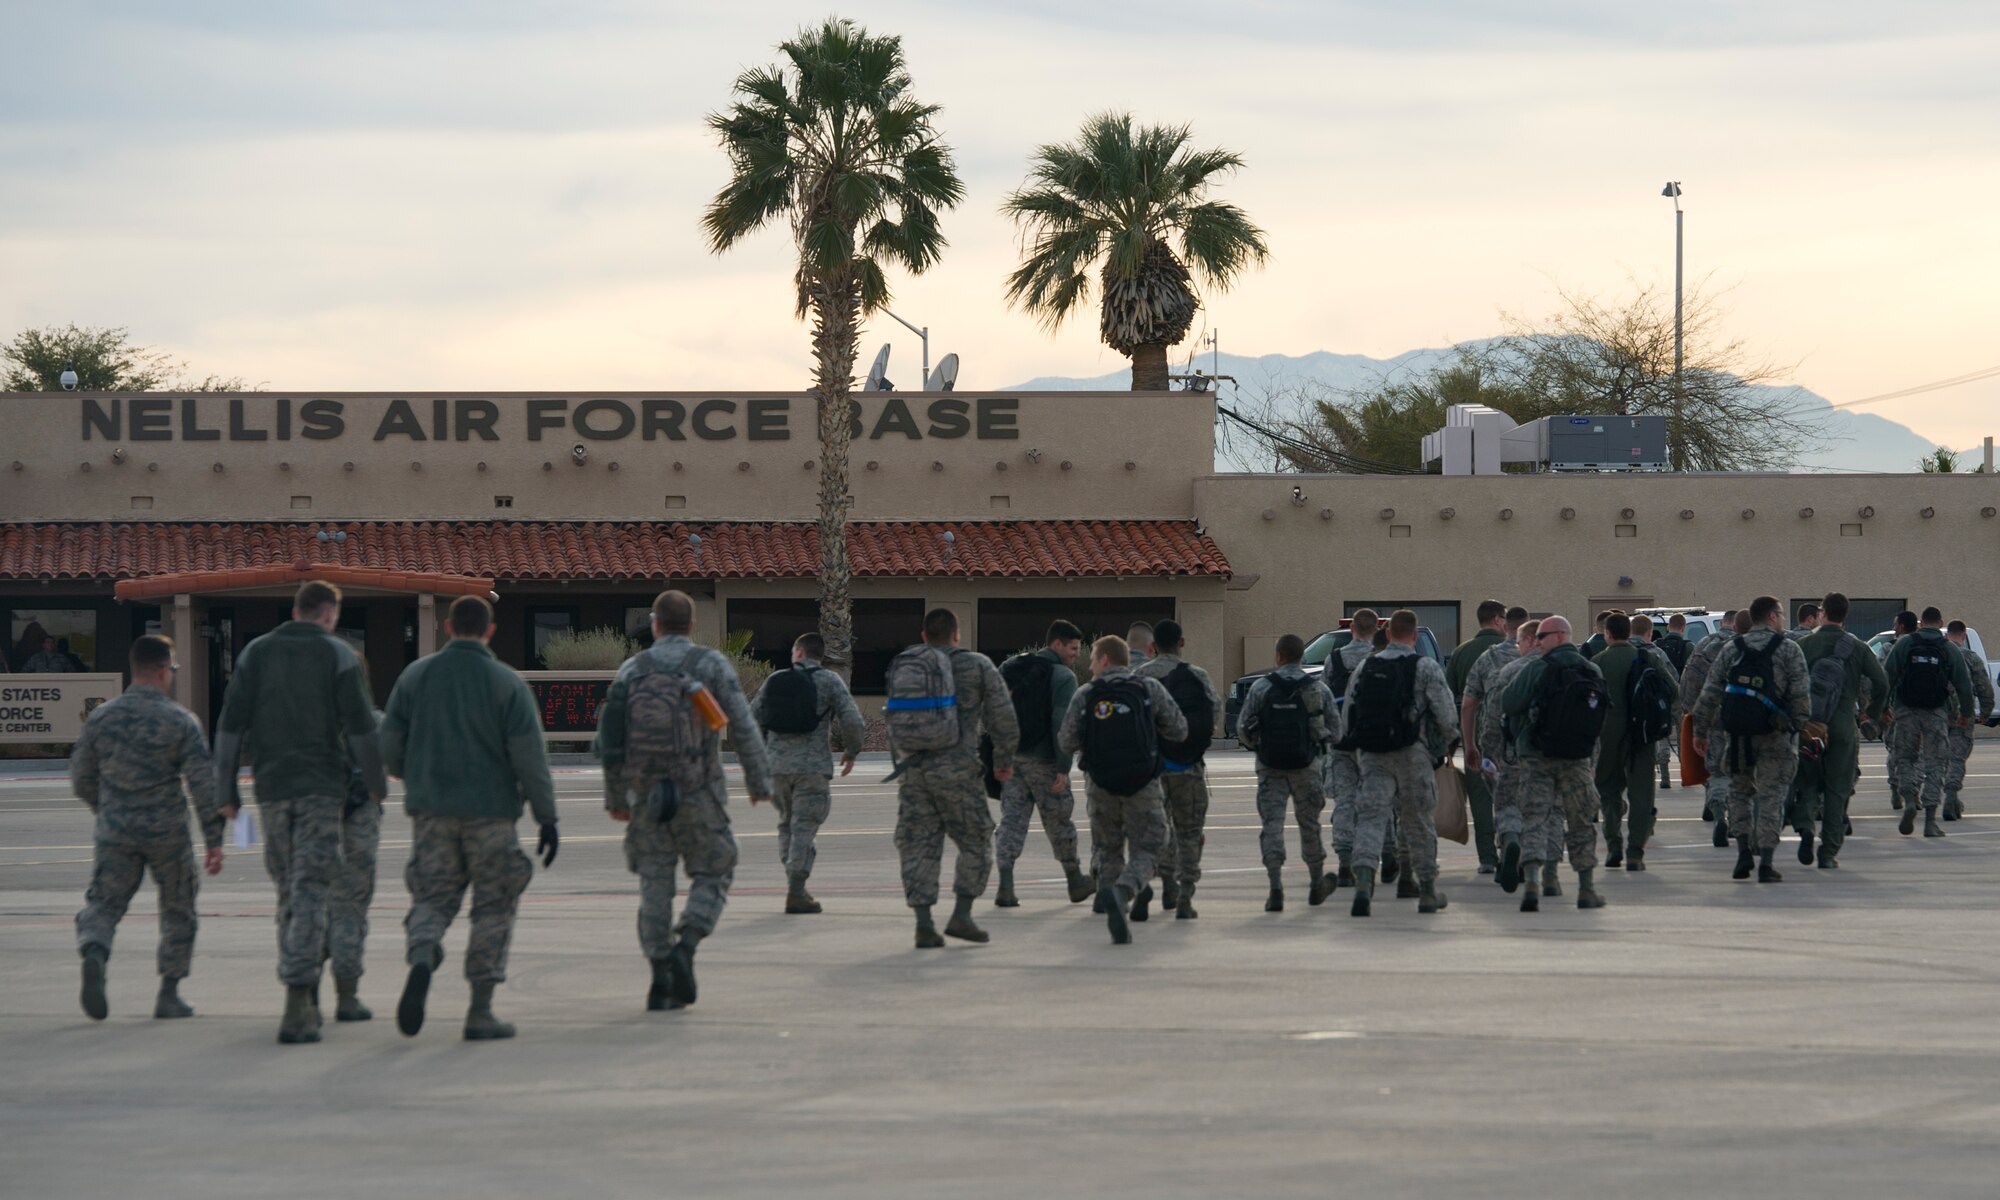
[1679,712,1708,787]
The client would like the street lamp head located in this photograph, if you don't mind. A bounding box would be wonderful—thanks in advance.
[1661,181,1682,198]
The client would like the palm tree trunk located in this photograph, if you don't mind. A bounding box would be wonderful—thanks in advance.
[809,280,861,682]
[1130,343,1171,391]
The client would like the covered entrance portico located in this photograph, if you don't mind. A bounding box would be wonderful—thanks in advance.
[112,565,495,725]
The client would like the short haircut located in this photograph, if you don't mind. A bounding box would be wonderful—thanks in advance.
[1594,610,1613,629]
[295,580,341,619]
[923,607,958,646]
[1947,619,1967,635]
[1094,635,1130,667]
[1668,614,1686,630]
[795,632,826,660]
[1371,629,1389,649]
[1895,610,1918,633]
[1720,609,1737,622]
[1822,592,1850,623]
[1349,608,1378,633]
[1733,610,1754,634]
[1749,595,1782,624]
[1046,619,1083,645]
[130,634,174,673]
[1476,599,1506,626]
[1275,633,1306,663]
[652,589,694,633]
[1152,619,1184,651]
[1126,620,1154,643]
[1797,602,1821,623]
[1607,612,1632,640]
[1504,605,1529,632]
[1518,619,1542,640]
[1388,609,1418,638]
[447,594,492,638]
[1921,606,1944,625]
[1631,615,1653,638]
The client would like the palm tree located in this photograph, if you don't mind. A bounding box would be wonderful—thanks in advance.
[1002,113,1268,391]
[703,18,963,678]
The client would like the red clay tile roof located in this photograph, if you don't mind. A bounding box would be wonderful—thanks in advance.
[1,521,1230,583]
[114,566,495,603]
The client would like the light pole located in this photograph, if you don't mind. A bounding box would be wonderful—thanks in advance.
[1661,180,1683,467]
[881,308,929,390]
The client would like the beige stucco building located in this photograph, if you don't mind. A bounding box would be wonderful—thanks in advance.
[3,389,1994,728]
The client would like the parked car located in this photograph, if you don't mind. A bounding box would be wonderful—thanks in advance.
[1633,607,1728,642]
[1223,622,1445,740]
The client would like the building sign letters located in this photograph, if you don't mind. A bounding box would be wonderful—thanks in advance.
[0,675,124,742]
[77,395,1022,444]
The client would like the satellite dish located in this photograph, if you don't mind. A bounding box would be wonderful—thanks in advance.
[864,344,893,391]
[924,353,959,392]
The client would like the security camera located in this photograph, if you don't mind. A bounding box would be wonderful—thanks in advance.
[1291,485,1307,505]
[571,444,589,464]
[59,368,79,391]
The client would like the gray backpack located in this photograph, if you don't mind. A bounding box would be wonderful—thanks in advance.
[622,653,721,805]
[1807,636,1858,725]
[884,644,960,753]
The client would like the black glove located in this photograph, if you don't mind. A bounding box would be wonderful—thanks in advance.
[1984,715,2000,729]
[537,822,559,868]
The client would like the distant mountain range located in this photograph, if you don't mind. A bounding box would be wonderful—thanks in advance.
[1006,348,1944,474]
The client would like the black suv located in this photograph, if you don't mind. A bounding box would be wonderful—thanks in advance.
[1223,625,1446,740]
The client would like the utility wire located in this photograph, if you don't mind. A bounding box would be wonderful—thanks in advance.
[1216,403,1420,475]
[1826,363,2000,411]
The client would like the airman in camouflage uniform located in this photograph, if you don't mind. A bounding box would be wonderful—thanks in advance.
[1943,624,1994,821]
[751,636,866,912]
[1060,637,1189,943]
[1344,619,1459,916]
[993,625,1089,907]
[1882,614,1975,837]
[321,759,383,1021]
[70,635,225,1021]
[1680,620,1735,846]
[887,610,1019,948]
[596,592,771,1008]
[1692,602,1811,881]
[1134,621,1220,918]
[1501,616,1608,910]
[1239,637,1339,911]
[1467,620,1563,896]
[1325,630,1380,886]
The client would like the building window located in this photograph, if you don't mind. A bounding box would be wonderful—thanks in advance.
[526,607,579,668]
[8,608,99,672]
[726,598,923,694]
[975,597,1175,664]
[1344,600,1461,647]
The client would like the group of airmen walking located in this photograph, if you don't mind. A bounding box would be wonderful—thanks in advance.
[64,580,1992,1040]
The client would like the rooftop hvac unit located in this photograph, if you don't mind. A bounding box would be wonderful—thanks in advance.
[1542,415,1669,472]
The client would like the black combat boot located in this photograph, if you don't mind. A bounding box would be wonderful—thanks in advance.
[1129,885,1153,923]
[278,985,321,1045]
[1335,858,1356,889]
[647,957,681,1010]
[1175,883,1198,920]
[994,866,1019,908]
[1264,864,1283,912]
[463,982,517,1040]
[1496,835,1521,894]
[1541,864,1562,897]
[1757,848,1783,883]
[1924,809,1946,838]
[1732,837,1755,880]
[1379,849,1401,886]
[666,938,699,1006]
[1519,864,1541,913]
[1066,865,1093,904]
[1308,867,1333,906]
[1575,868,1606,909]
[1417,879,1448,914]
[1349,867,1374,918]
[154,976,194,1019]
[1625,843,1646,871]
[1899,806,1917,836]
[1817,847,1837,869]
[334,976,371,1022]
[1104,884,1133,945]
[1712,815,1730,848]
[79,944,109,1021]
[1395,872,1420,900]
[1161,877,1180,912]
[1605,839,1624,869]
[1797,826,1816,865]
[399,946,440,1033]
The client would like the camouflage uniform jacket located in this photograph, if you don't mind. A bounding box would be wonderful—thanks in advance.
[1883,628,1975,718]
[1461,639,1523,762]
[1056,667,1190,766]
[1342,644,1460,757]
[69,683,224,850]
[1950,642,1995,719]
[1691,627,1812,737]
[751,659,867,777]
[1134,652,1222,746]
[594,634,774,807]
[1678,632,1729,721]
[1240,663,1340,753]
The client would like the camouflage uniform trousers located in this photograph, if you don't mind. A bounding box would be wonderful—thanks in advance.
[76,829,199,979]
[1255,763,1327,871]
[1516,754,1600,875]
[626,780,738,957]
[1492,764,1565,864]
[1157,766,1209,887]
[1704,732,1735,824]
[893,751,993,908]
[1087,779,1170,896]
[324,798,382,981]
[1328,749,1396,868]
[404,814,533,983]
[771,772,832,884]
[1888,704,1951,811]
[995,758,1080,871]
[1946,724,1975,808]
[262,795,346,987]
[1358,745,1440,885]
[1722,731,1801,852]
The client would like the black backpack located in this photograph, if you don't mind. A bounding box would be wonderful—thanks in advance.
[1078,676,1160,795]
[1158,663,1214,765]
[1341,655,1420,753]
[1000,653,1056,745]
[760,664,822,735]
[1897,639,1951,709]
[1322,646,1357,709]
[1626,649,1676,747]
[1253,674,1317,770]
[1719,636,1785,735]
[1807,635,1859,725]
[1657,632,1692,674]
[1531,658,1609,760]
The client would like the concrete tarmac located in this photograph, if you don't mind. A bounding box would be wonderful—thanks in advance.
[2,746,1997,1199]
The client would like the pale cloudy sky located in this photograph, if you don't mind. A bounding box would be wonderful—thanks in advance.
[2,1,1997,450]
